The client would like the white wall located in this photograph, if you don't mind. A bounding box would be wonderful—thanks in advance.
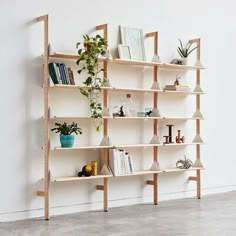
[1,0,236,222]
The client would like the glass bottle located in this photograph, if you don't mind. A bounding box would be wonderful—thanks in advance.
[125,94,135,117]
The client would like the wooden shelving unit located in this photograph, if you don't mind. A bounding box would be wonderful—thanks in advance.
[37,14,205,220]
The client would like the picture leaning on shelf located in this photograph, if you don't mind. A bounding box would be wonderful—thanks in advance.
[48,62,75,85]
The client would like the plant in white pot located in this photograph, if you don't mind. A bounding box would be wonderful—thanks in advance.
[177,39,198,65]
[51,122,82,148]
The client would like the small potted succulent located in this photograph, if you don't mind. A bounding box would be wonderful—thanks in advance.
[51,122,82,148]
[177,39,198,65]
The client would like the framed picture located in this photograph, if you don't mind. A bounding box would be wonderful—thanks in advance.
[120,26,146,61]
[118,44,131,60]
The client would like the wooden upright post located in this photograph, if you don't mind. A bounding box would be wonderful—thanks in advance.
[37,14,50,220]
[96,24,109,211]
[146,32,159,205]
[189,38,201,199]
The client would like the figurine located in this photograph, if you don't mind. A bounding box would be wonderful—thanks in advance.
[163,125,174,144]
[176,130,185,143]
[174,76,181,86]
[119,106,125,117]
[78,165,93,177]
[176,155,193,169]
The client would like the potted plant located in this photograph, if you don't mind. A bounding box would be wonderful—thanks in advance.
[76,34,108,131]
[177,39,198,65]
[51,122,82,148]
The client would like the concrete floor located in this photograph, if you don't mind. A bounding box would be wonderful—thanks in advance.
[1,191,236,236]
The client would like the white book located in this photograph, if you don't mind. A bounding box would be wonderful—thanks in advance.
[53,63,62,84]
[109,149,119,176]
[128,155,134,174]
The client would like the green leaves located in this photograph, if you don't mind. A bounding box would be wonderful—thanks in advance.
[177,39,198,58]
[51,122,83,135]
[76,34,108,131]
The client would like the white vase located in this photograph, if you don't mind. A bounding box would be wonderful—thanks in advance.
[181,57,188,65]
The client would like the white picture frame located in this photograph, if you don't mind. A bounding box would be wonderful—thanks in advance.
[120,26,146,61]
[118,44,131,60]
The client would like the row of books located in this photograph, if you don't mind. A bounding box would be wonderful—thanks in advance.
[49,62,75,85]
[164,85,191,92]
[109,149,134,176]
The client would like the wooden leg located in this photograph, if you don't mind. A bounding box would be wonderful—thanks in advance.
[104,178,108,212]
[154,173,158,205]
[197,170,201,199]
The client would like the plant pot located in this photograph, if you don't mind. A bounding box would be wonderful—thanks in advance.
[181,57,188,65]
[60,135,75,148]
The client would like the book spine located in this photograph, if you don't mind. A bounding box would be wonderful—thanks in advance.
[61,63,70,84]
[58,63,66,84]
[53,63,61,84]
[48,63,58,84]
[68,67,75,85]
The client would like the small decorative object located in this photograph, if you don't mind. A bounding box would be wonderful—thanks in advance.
[170,58,183,65]
[165,125,174,143]
[151,81,161,90]
[163,136,171,144]
[174,76,181,86]
[176,130,185,143]
[78,165,93,177]
[192,159,204,168]
[151,54,162,63]
[150,161,161,171]
[118,44,131,59]
[177,39,198,65]
[76,34,108,131]
[120,26,146,61]
[150,135,162,145]
[91,161,97,176]
[192,135,204,143]
[112,106,120,117]
[51,122,82,148]
[145,108,153,117]
[119,106,125,117]
[176,155,193,169]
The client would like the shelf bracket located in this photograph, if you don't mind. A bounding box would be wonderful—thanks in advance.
[189,176,197,181]
[37,191,45,197]
[96,185,104,191]
[146,180,154,185]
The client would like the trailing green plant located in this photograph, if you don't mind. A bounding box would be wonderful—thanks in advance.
[51,122,82,135]
[76,34,108,131]
[177,39,198,58]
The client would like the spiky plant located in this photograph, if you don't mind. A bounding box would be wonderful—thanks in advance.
[177,39,198,58]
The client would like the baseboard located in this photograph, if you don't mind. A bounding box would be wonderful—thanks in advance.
[1,184,236,222]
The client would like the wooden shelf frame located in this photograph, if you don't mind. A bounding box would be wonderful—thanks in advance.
[38,17,204,219]
[50,52,205,70]
[43,167,204,182]
[50,84,205,95]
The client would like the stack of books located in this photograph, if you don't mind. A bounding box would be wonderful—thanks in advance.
[164,84,191,92]
[109,149,134,176]
[49,62,75,85]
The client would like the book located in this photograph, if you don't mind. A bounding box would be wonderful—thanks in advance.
[68,67,75,85]
[58,63,67,84]
[61,63,70,84]
[164,85,191,92]
[53,63,62,84]
[48,62,59,84]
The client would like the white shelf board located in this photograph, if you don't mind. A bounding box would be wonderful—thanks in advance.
[53,174,113,182]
